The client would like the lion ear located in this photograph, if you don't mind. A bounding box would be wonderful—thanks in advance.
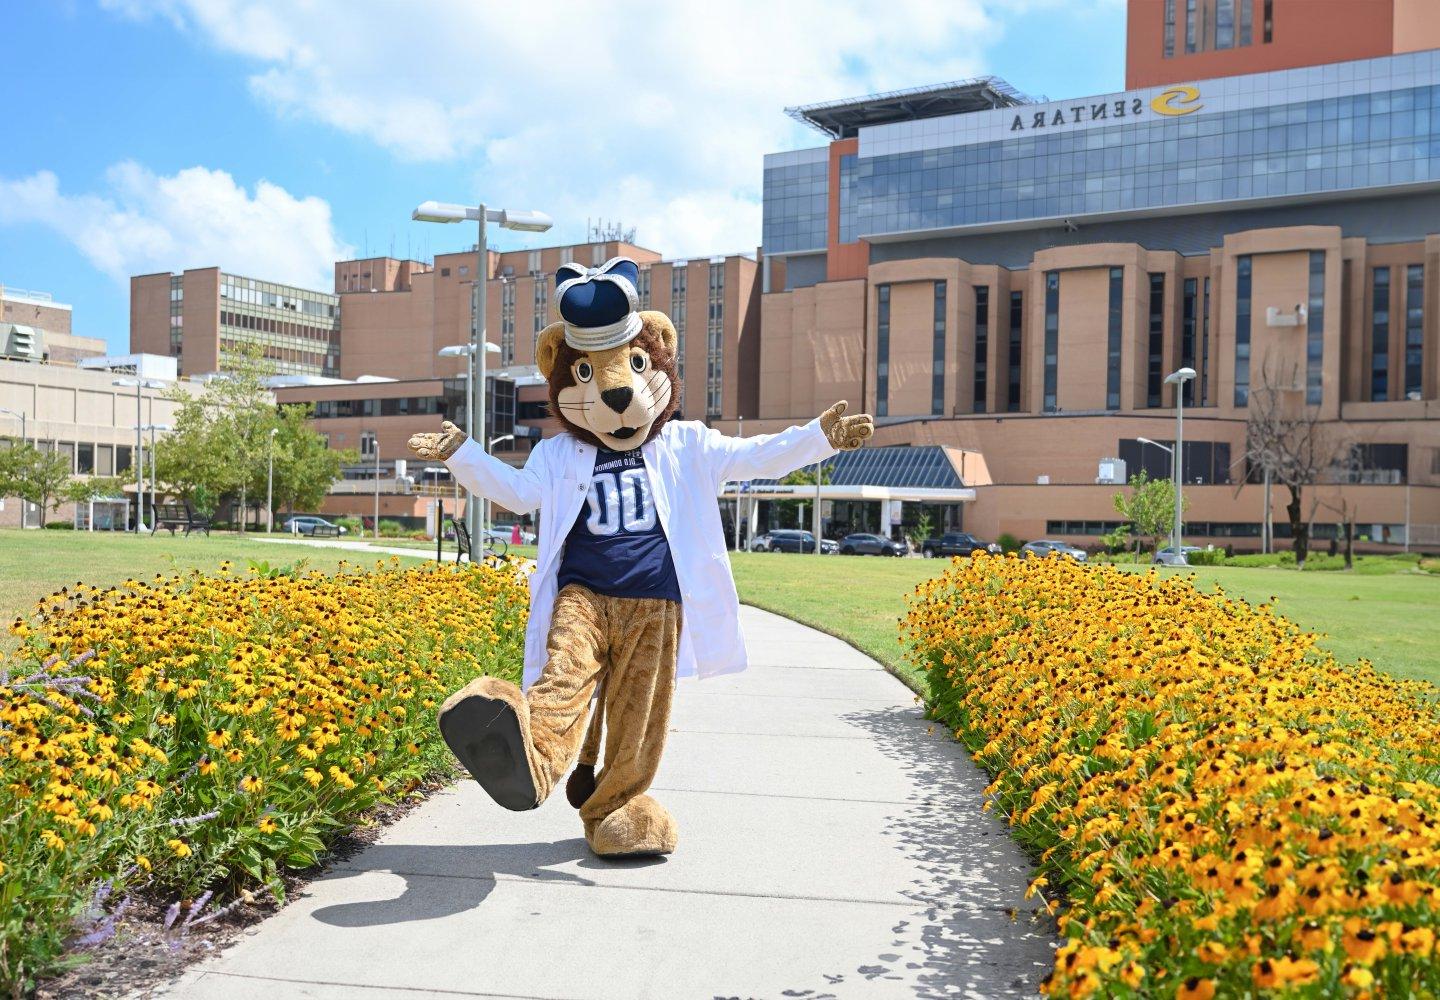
[536,323,567,380]
[639,311,678,358]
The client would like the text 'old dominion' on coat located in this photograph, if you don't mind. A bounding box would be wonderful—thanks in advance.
[443,417,838,688]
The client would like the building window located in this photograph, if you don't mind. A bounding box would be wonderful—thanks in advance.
[1184,0,1197,53]
[973,286,989,414]
[532,274,548,353]
[1201,277,1211,406]
[116,445,133,475]
[1235,256,1252,406]
[1216,0,1235,48]
[359,431,378,463]
[706,263,724,419]
[876,284,891,418]
[96,444,114,477]
[1163,0,1176,57]
[1043,272,1060,412]
[931,281,946,416]
[637,267,651,309]
[1106,268,1124,410]
[1372,267,1390,401]
[1007,291,1023,412]
[77,442,94,475]
[671,266,688,393]
[1181,277,1198,406]
[1239,0,1253,45]
[1147,273,1165,408]
[1263,0,1272,42]
[1405,264,1424,400]
[500,279,516,364]
[1306,251,1325,406]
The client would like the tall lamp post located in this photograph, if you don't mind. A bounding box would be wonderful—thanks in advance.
[0,407,28,528]
[371,432,381,539]
[138,423,171,530]
[266,426,279,533]
[113,378,165,532]
[414,199,551,563]
[1161,367,1197,565]
[438,341,501,558]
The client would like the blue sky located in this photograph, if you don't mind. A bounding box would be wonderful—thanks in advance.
[0,0,1124,354]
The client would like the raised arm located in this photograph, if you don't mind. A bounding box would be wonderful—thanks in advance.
[705,401,873,484]
[408,421,547,515]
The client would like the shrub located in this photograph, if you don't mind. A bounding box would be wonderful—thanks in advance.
[377,519,409,538]
[905,555,1440,997]
[334,517,362,534]
[997,532,1022,553]
[1,559,527,992]
[42,522,74,530]
[1186,547,1227,566]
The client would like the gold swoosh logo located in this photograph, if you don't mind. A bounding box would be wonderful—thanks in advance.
[1151,85,1203,116]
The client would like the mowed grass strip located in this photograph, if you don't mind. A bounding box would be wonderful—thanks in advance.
[729,551,1440,687]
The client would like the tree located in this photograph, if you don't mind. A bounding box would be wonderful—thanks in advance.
[777,463,832,531]
[155,344,277,530]
[1112,470,1183,560]
[266,404,357,521]
[1242,359,1334,569]
[907,511,935,551]
[0,443,74,527]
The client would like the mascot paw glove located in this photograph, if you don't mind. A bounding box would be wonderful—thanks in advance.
[408,420,469,461]
[819,400,874,451]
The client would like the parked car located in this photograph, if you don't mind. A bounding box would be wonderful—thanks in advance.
[839,533,908,557]
[767,529,820,553]
[491,524,536,545]
[1020,539,1088,562]
[1153,544,1204,565]
[283,516,347,536]
[921,532,1001,558]
[748,531,775,552]
[819,537,839,555]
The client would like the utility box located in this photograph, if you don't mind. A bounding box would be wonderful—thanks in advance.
[1097,457,1127,484]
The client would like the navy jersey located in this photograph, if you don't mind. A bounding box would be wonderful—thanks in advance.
[557,447,682,603]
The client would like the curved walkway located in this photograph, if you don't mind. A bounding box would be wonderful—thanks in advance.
[159,607,1057,999]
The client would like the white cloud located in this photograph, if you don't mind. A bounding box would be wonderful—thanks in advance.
[99,0,1039,258]
[0,164,352,290]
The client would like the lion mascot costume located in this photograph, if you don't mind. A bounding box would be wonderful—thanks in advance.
[409,257,873,858]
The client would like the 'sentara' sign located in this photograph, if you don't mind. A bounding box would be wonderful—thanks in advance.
[1009,85,1203,132]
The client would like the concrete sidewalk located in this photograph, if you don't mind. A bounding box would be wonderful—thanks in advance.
[159,607,1056,999]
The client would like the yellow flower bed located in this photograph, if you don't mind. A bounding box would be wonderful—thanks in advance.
[904,555,1440,998]
[1,560,526,992]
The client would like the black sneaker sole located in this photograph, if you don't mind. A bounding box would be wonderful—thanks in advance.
[438,694,539,811]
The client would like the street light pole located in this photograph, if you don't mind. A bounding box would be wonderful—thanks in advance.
[266,427,278,533]
[0,408,27,528]
[372,433,381,539]
[1162,367,1197,564]
[113,379,163,532]
[414,198,551,564]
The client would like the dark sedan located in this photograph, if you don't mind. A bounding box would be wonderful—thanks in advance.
[839,533,907,557]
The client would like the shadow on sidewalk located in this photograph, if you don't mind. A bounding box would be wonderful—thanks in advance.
[309,839,598,928]
[820,705,1058,1000]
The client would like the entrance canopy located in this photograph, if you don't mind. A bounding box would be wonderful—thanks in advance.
[719,444,976,503]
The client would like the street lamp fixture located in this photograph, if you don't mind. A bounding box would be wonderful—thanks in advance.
[415,197,552,563]
[1160,367,1197,566]
[136,423,171,533]
[489,434,514,450]
[114,378,166,533]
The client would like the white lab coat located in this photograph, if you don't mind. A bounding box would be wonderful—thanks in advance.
[444,417,837,688]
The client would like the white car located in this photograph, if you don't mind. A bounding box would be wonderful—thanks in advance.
[487,525,536,545]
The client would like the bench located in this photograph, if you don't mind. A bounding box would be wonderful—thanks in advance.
[451,518,470,564]
[310,524,342,537]
[153,503,212,537]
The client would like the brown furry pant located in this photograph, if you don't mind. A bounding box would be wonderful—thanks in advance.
[527,584,680,823]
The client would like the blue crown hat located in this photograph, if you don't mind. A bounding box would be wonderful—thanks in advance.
[554,257,642,351]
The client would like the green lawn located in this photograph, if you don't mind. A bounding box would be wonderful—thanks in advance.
[0,530,425,650]
[729,552,1440,690]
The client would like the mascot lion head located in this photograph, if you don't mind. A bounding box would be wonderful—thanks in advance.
[535,258,680,451]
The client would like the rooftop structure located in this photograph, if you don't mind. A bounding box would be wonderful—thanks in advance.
[785,77,1038,139]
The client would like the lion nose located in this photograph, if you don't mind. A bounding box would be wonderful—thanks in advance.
[600,386,633,413]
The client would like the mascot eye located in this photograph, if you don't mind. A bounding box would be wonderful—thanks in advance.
[630,353,648,374]
[575,361,593,383]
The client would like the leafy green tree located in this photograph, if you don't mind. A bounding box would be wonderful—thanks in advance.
[1112,470,1186,560]
[908,511,935,550]
[0,443,74,527]
[265,404,357,522]
[155,344,276,530]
